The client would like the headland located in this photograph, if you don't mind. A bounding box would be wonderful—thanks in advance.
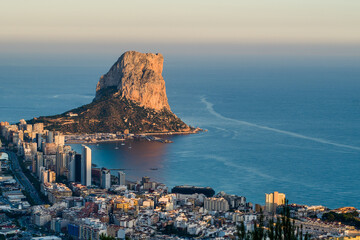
[28,51,199,136]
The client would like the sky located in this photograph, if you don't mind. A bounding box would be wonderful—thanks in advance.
[0,0,359,64]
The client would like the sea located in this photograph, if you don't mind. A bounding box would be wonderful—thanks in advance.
[1,53,359,209]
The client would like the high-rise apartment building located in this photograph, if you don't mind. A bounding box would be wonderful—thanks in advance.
[118,171,126,186]
[69,153,82,182]
[204,197,230,212]
[36,152,44,177]
[26,124,33,132]
[142,176,150,185]
[74,154,82,183]
[36,133,42,150]
[40,168,48,183]
[265,191,286,213]
[47,131,54,143]
[54,134,65,146]
[81,146,92,186]
[48,170,56,183]
[101,169,111,189]
[56,149,65,177]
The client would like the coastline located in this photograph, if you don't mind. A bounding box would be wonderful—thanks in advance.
[65,128,205,144]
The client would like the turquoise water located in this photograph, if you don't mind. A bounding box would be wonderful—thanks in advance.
[1,55,360,208]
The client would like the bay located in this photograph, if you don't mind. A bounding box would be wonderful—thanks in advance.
[1,55,360,209]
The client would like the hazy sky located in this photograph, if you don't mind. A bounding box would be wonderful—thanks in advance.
[1,0,360,58]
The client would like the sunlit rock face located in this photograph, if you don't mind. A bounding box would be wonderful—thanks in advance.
[95,51,171,112]
[29,51,195,134]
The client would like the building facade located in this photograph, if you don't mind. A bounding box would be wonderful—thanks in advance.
[265,191,286,213]
[118,171,125,186]
[81,146,92,186]
[204,197,229,212]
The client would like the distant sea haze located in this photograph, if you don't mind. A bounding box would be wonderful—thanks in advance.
[1,55,360,209]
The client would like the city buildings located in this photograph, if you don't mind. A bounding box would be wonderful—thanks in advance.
[1,120,360,239]
[265,191,286,213]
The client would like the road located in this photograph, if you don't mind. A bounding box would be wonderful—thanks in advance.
[2,150,44,205]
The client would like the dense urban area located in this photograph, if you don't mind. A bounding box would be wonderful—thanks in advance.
[0,120,359,240]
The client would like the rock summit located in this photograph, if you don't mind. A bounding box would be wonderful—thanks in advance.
[95,51,170,111]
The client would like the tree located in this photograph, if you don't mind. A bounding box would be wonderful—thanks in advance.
[99,233,116,240]
[237,199,311,240]
[251,212,266,240]
[237,221,246,240]
[267,218,275,240]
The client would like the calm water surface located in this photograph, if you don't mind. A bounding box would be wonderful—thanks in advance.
[1,55,360,208]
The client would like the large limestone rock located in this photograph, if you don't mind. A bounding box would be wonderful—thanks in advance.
[29,51,198,134]
[95,51,171,111]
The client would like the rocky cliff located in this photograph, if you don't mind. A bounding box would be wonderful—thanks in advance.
[95,51,170,111]
[29,51,195,134]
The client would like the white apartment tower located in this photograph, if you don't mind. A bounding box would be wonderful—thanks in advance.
[118,171,126,186]
[101,169,111,189]
[81,145,92,186]
[36,152,44,178]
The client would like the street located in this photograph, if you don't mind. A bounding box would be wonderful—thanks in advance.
[2,150,44,205]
